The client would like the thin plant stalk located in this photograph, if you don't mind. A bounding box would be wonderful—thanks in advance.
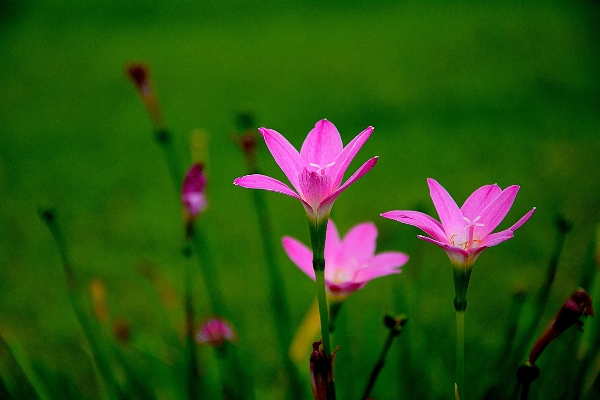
[189,228,227,316]
[455,310,465,400]
[452,265,471,400]
[308,216,336,400]
[361,315,408,399]
[39,209,119,399]
[510,215,571,370]
[183,245,200,399]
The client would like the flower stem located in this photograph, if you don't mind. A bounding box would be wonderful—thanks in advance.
[361,315,407,399]
[39,209,119,399]
[452,266,471,400]
[455,310,465,400]
[308,216,336,399]
[154,128,184,191]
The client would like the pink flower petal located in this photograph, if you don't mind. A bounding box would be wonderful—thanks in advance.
[480,229,514,247]
[354,252,408,282]
[380,210,447,243]
[259,128,306,193]
[300,120,343,167]
[318,156,378,217]
[417,235,469,257]
[282,236,316,280]
[234,174,302,199]
[476,185,520,237]
[427,178,465,236]
[510,208,536,232]
[299,168,332,209]
[338,222,378,265]
[460,184,502,220]
[330,126,374,189]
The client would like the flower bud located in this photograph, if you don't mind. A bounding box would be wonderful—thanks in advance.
[528,288,594,365]
[125,63,164,130]
[181,163,208,236]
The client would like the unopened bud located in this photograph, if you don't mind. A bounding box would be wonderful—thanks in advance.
[528,288,594,365]
[125,63,164,130]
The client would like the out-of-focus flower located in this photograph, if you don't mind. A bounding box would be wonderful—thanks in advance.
[282,220,408,301]
[382,178,535,268]
[113,319,132,343]
[310,339,338,400]
[195,317,235,347]
[528,288,594,365]
[125,63,164,130]
[234,119,378,221]
[181,163,208,221]
[90,278,108,322]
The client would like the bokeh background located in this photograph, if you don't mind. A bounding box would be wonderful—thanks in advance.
[1,0,599,399]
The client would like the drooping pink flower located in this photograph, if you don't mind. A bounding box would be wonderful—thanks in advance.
[282,220,408,301]
[233,120,378,221]
[195,317,235,347]
[181,163,208,219]
[381,178,535,268]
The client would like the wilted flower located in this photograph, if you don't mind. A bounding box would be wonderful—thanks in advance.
[233,119,378,221]
[310,339,338,400]
[381,178,535,268]
[528,288,594,365]
[282,220,408,301]
[196,317,235,347]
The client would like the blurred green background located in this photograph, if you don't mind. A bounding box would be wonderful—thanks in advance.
[1,0,599,399]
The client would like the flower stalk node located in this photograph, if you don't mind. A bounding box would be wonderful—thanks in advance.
[516,363,540,383]
[384,314,408,336]
[155,128,171,145]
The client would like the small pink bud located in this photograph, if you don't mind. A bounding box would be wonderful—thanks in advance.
[528,288,594,365]
[181,163,208,223]
[196,317,235,347]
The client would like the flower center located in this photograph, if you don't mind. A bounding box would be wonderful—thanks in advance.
[309,161,336,175]
[449,216,485,250]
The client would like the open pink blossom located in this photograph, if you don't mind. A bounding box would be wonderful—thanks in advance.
[233,119,378,220]
[181,163,207,218]
[381,178,535,267]
[195,317,235,347]
[282,220,408,301]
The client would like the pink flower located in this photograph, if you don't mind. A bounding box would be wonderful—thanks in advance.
[282,220,408,301]
[381,178,535,268]
[233,119,378,221]
[195,317,235,347]
[181,163,208,219]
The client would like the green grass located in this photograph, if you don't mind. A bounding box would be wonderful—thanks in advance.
[1,0,600,398]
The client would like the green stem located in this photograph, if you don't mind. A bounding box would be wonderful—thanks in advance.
[308,215,336,400]
[154,128,184,191]
[315,270,332,362]
[39,209,119,399]
[452,266,471,399]
[189,228,227,316]
[455,310,465,400]
[183,250,200,399]
[361,316,407,399]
